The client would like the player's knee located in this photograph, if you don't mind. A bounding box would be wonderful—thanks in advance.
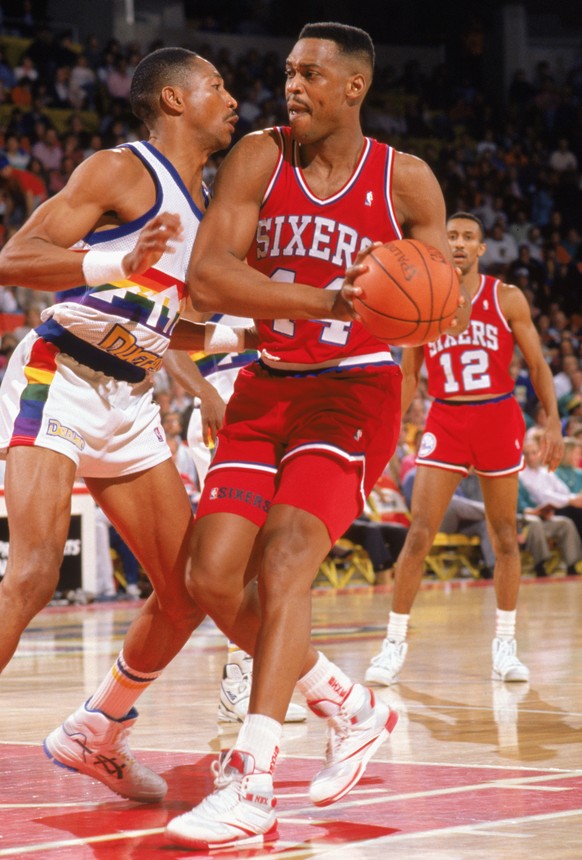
[404,519,435,557]
[259,536,314,598]
[492,520,519,556]
[2,550,60,614]
[186,550,241,606]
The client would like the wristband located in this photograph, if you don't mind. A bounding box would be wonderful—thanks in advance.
[204,323,245,354]
[81,249,129,286]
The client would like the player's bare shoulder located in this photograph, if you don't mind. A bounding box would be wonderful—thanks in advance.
[73,146,158,219]
[497,278,532,324]
[213,127,283,202]
[391,149,446,229]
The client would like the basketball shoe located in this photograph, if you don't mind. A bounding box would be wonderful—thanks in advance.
[43,701,167,802]
[364,638,408,686]
[165,749,278,850]
[218,651,307,723]
[491,637,530,682]
[308,684,398,806]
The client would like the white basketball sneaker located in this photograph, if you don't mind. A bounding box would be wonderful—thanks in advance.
[491,637,530,682]
[365,638,408,685]
[219,651,307,723]
[166,749,278,850]
[308,684,398,807]
[43,701,167,802]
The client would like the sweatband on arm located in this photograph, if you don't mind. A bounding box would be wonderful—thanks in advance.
[81,249,129,286]
[204,323,246,354]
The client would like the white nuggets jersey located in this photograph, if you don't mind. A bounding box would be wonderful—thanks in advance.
[246,126,403,369]
[40,141,205,380]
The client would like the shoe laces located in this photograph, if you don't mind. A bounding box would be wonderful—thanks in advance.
[495,638,519,667]
[211,751,236,789]
[324,707,353,761]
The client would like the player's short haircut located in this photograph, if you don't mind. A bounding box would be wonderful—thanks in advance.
[130,47,199,126]
[298,22,375,73]
[447,211,485,241]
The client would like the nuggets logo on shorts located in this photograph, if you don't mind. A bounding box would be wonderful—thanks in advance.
[418,432,437,459]
[46,418,85,450]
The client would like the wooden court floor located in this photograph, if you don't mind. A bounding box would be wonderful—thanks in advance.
[1,574,582,858]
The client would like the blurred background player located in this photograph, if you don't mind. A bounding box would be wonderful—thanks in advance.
[366,212,564,688]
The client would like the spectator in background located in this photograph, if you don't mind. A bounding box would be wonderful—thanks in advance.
[556,437,582,490]
[517,479,582,578]
[520,435,582,540]
[553,353,580,401]
[549,138,578,174]
[106,56,133,102]
[4,134,30,170]
[506,243,546,298]
[480,218,519,276]
[31,127,63,172]
[69,53,97,110]
[0,153,48,220]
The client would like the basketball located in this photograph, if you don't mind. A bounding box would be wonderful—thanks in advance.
[353,239,459,346]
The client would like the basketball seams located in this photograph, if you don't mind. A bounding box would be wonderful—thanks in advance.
[354,238,459,344]
[408,239,434,343]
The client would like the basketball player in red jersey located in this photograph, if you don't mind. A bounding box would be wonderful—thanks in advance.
[365,212,564,690]
[167,23,467,851]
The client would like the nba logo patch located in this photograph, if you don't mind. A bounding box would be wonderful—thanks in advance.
[210,487,219,500]
[154,427,164,443]
[418,432,437,458]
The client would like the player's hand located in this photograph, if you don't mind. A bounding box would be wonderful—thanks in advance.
[443,277,470,335]
[123,212,183,275]
[329,242,382,321]
[199,381,227,447]
[539,417,565,472]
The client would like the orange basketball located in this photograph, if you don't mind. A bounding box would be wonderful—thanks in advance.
[353,239,459,345]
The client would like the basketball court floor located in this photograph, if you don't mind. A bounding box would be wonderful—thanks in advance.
[2,575,582,858]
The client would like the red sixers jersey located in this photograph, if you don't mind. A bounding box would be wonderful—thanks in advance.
[424,275,515,399]
[246,126,403,367]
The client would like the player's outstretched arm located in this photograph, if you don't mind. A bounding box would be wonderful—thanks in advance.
[400,346,425,414]
[0,150,181,291]
[393,152,470,334]
[503,282,564,471]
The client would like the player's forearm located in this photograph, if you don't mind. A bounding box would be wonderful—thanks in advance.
[189,259,334,320]
[0,241,88,291]
[529,363,561,421]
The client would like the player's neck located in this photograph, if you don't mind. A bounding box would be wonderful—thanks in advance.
[461,267,482,297]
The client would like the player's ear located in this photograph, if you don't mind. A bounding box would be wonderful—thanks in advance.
[477,241,486,258]
[161,85,184,114]
[346,73,367,104]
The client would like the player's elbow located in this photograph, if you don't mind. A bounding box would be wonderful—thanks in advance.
[188,259,218,312]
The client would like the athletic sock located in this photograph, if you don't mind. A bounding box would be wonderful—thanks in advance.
[236,713,282,774]
[296,651,365,715]
[87,650,163,719]
[495,608,517,641]
[387,610,410,643]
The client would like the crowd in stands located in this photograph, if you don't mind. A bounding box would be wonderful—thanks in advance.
[0,13,581,586]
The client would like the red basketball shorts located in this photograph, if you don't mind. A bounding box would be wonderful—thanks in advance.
[415,393,526,477]
[196,362,402,542]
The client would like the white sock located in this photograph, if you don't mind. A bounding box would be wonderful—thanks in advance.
[88,651,163,719]
[236,713,282,774]
[495,609,517,640]
[296,651,365,716]
[387,610,409,643]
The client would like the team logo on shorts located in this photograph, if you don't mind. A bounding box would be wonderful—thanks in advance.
[46,419,85,450]
[418,432,437,458]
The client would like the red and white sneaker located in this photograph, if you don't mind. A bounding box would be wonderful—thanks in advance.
[165,750,278,850]
[308,685,398,807]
